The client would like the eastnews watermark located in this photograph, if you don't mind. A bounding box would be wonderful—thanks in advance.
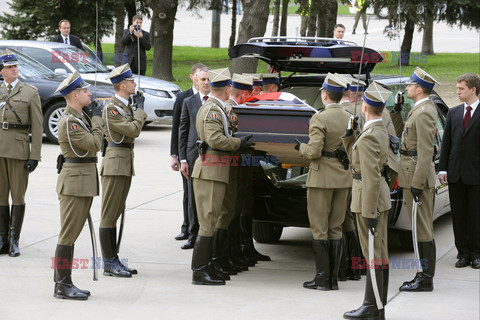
[200,154,278,167]
[51,257,130,269]
[351,257,429,269]
[352,51,429,64]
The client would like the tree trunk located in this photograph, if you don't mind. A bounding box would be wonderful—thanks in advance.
[280,0,289,36]
[229,0,237,49]
[421,7,435,55]
[325,0,337,37]
[114,1,126,67]
[400,13,415,66]
[271,0,281,36]
[307,0,320,37]
[125,0,137,26]
[230,0,270,74]
[146,0,178,81]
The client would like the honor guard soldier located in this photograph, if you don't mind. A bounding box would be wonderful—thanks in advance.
[393,67,439,292]
[0,49,42,257]
[295,73,352,291]
[261,73,280,93]
[52,72,104,300]
[100,64,147,278]
[191,68,254,286]
[342,82,392,320]
[243,73,263,96]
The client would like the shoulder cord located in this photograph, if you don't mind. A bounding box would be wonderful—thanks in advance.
[203,104,231,142]
[0,83,22,123]
[105,105,125,144]
[66,117,89,158]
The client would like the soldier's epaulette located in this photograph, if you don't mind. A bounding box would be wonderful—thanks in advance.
[20,82,39,92]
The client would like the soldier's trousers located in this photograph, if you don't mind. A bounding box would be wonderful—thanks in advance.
[342,189,356,233]
[356,210,389,265]
[404,187,434,242]
[57,195,93,246]
[193,178,226,237]
[216,165,238,230]
[100,175,132,228]
[0,157,28,205]
[307,187,349,240]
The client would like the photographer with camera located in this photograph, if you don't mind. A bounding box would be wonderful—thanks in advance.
[120,15,151,76]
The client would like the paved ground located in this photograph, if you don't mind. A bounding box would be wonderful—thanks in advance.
[0,126,478,320]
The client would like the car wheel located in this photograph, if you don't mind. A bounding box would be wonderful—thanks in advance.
[375,7,389,19]
[253,222,283,244]
[399,230,414,251]
[43,101,66,144]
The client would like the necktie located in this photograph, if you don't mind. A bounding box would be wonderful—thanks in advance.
[203,96,208,102]
[464,106,472,131]
[64,37,68,44]
[7,84,12,94]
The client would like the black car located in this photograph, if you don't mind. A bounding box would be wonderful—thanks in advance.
[229,37,451,248]
[0,49,114,143]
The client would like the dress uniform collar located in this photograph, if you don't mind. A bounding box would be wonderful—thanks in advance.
[413,97,430,108]
[363,118,383,129]
[3,78,19,91]
[210,96,226,109]
[114,94,129,108]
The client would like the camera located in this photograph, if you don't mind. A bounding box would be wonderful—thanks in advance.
[134,24,141,32]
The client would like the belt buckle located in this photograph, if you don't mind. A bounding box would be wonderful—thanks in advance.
[2,121,8,130]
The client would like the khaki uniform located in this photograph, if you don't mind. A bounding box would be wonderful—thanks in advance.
[342,121,391,261]
[192,97,241,236]
[397,99,437,241]
[56,106,104,245]
[299,104,352,240]
[0,81,42,205]
[382,108,400,188]
[100,96,147,227]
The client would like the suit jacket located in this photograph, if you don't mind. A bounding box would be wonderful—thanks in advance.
[398,99,437,189]
[56,106,104,197]
[120,29,151,71]
[0,81,43,161]
[100,96,147,177]
[299,103,352,189]
[171,88,194,156]
[191,97,241,184]
[439,103,480,185]
[178,93,202,165]
[342,121,391,217]
[51,34,83,49]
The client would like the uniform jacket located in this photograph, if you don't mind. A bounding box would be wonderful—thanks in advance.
[398,99,437,189]
[171,87,194,156]
[0,80,43,161]
[439,102,480,185]
[178,92,202,165]
[382,108,400,174]
[120,29,151,72]
[191,97,241,184]
[299,103,352,188]
[342,121,391,217]
[224,98,239,133]
[100,96,147,177]
[56,106,104,197]
[51,34,83,49]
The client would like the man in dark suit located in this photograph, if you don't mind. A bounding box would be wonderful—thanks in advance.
[178,67,210,249]
[51,19,83,49]
[439,73,480,269]
[171,63,205,242]
[120,15,151,76]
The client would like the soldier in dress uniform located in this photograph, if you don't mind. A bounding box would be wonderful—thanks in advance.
[393,67,439,292]
[99,64,147,278]
[52,72,104,300]
[190,68,254,285]
[295,73,352,291]
[0,49,42,257]
[243,73,263,96]
[261,73,280,93]
[342,82,392,320]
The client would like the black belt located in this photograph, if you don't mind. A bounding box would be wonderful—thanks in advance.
[206,146,222,152]
[107,142,134,149]
[321,150,338,158]
[400,149,417,156]
[64,157,98,164]
[2,122,30,130]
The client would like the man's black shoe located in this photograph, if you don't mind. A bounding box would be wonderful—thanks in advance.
[471,258,480,269]
[175,232,189,241]
[181,236,196,250]
[455,257,471,268]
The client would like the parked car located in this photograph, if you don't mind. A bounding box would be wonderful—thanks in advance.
[0,48,114,143]
[0,40,180,128]
[229,37,450,249]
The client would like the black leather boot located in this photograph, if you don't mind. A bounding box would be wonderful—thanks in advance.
[192,236,225,285]
[344,266,385,320]
[240,215,271,261]
[346,230,362,280]
[231,217,256,266]
[339,235,347,281]
[212,228,237,276]
[112,227,138,275]
[8,204,25,257]
[329,239,343,290]
[226,220,250,271]
[99,228,131,278]
[303,240,330,290]
[0,206,9,255]
[382,264,389,306]
[399,240,435,292]
[53,244,89,300]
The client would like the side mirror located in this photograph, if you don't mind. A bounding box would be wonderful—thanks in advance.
[106,65,115,71]
[54,68,68,75]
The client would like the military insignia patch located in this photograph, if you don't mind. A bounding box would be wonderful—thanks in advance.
[70,123,79,132]
[111,109,119,116]
[210,112,218,119]
[231,114,238,122]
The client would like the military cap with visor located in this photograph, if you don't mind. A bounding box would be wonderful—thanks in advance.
[54,71,91,96]
[208,68,231,87]
[0,49,18,70]
[243,73,263,86]
[405,67,439,90]
[362,81,392,107]
[262,73,279,84]
[106,63,134,84]
[231,73,253,91]
[321,72,348,93]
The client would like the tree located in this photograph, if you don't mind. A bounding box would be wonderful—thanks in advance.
[271,0,281,36]
[230,0,270,74]
[146,0,178,81]
[279,0,289,36]
[316,0,337,37]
